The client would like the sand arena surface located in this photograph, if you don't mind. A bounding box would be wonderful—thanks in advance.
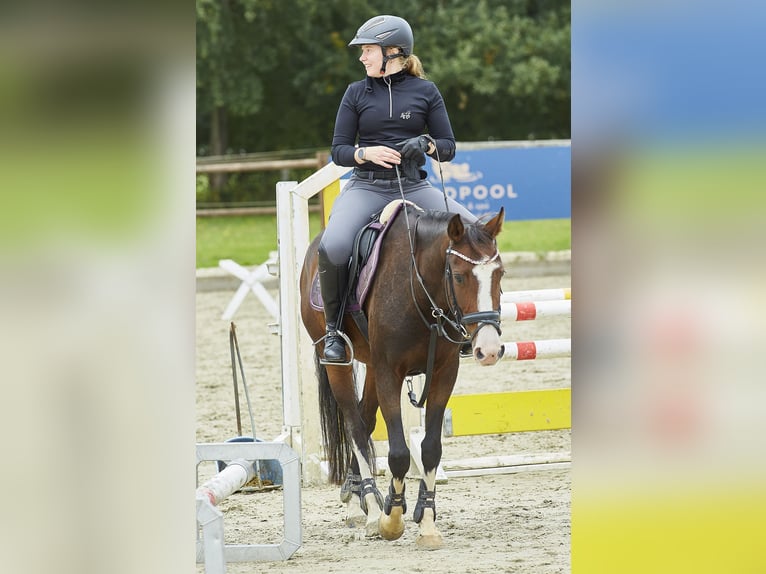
[196,272,570,573]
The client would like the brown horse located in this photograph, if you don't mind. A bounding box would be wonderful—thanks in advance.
[299,202,505,548]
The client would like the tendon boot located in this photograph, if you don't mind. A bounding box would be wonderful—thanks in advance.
[318,246,350,363]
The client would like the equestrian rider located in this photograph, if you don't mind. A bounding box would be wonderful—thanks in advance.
[318,14,477,362]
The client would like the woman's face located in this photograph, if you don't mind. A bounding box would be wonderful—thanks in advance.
[358,44,383,77]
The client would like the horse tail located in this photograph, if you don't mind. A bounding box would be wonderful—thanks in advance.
[315,354,352,485]
[315,354,377,485]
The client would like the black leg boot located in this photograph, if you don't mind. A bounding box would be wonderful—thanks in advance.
[317,247,350,363]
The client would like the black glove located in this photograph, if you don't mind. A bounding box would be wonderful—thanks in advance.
[398,135,430,163]
[400,158,424,181]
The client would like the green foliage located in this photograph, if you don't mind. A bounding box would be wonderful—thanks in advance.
[195,168,318,206]
[196,213,569,268]
[196,0,266,117]
[414,0,571,140]
[197,0,570,158]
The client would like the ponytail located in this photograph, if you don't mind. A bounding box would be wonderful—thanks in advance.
[404,54,427,79]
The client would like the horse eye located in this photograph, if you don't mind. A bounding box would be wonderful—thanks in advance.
[454,273,464,285]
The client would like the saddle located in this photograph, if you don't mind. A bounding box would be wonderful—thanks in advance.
[310,200,422,340]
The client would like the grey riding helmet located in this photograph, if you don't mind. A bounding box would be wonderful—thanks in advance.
[348,15,414,72]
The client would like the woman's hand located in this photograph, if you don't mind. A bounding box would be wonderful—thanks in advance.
[356,145,401,168]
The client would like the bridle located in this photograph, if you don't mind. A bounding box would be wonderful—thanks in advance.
[391,162,503,408]
[395,205,503,408]
[444,244,503,344]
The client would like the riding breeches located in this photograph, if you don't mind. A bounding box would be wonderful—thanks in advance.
[318,175,477,266]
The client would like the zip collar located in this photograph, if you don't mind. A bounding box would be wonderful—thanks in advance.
[365,70,408,118]
[364,70,408,91]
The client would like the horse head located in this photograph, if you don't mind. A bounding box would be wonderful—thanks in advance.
[445,207,505,366]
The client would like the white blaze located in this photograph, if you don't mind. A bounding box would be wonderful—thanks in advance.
[472,261,499,311]
[470,259,503,366]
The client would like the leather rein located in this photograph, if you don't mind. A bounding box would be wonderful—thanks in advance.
[392,162,502,408]
[405,216,502,407]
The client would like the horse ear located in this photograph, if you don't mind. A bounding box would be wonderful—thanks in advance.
[483,207,505,239]
[447,214,465,242]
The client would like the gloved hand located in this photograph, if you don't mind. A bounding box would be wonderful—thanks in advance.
[398,135,430,162]
[399,159,422,181]
[400,153,426,181]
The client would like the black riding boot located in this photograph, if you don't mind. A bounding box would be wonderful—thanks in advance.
[318,247,350,363]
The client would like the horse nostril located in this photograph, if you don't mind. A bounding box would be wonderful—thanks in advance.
[498,345,505,359]
[475,348,485,361]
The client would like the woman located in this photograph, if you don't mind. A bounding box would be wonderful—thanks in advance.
[319,14,476,363]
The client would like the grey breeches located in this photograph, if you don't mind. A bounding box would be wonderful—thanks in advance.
[318,175,477,266]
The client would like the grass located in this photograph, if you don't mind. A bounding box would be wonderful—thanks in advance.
[196,213,570,269]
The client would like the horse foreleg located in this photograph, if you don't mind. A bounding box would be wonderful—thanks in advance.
[378,416,409,541]
[414,470,442,549]
[414,407,446,549]
[379,476,407,540]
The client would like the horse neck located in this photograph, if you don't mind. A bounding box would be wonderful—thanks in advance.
[409,218,450,306]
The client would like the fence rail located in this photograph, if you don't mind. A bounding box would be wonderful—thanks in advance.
[196,152,328,174]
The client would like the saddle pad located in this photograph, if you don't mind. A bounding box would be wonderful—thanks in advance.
[309,200,412,312]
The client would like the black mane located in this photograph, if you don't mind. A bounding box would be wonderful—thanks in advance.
[415,209,495,251]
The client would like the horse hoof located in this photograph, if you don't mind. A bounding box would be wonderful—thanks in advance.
[345,513,366,528]
[365,521,380,538]
[415,533,444,550]
[378,515,405,541]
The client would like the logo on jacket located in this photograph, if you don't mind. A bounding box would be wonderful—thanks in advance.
[400,111,411,119]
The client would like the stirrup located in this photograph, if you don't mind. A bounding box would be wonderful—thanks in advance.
[315,330,354,366]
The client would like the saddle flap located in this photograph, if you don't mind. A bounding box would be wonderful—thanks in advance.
[309,200,415,312]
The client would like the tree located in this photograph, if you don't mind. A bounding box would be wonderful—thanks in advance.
[410,0,570,140]
[196,0,570,202]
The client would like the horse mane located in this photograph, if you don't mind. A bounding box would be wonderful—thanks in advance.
[415,209,496,251]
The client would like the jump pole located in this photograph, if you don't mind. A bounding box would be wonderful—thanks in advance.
[501,287,571,303]
[501,299,570,321]
[501,338,571,360]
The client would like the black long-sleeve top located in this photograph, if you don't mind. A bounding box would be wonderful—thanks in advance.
[330,70,456,170]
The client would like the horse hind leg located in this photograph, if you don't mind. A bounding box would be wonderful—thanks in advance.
[349,438,384,537]
[343,368,383,530]
[316,360,383,537]
[334,430,383,538]
[339,375,384,537]
[340,459,365,528]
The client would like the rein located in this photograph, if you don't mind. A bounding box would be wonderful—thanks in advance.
[393,165,502,407]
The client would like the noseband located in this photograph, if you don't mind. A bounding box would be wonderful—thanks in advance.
[445,245,503,342]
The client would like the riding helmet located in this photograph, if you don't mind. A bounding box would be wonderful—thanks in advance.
[348,15,414,56]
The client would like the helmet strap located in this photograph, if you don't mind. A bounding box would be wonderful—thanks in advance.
[380,47,406,75]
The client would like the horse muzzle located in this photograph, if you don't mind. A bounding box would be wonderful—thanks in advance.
[461,311,504,365]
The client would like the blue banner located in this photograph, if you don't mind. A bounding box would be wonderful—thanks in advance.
[424,142,571,220]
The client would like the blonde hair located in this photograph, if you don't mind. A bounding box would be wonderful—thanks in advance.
[404,54,427,79]
[384,46,427,79]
